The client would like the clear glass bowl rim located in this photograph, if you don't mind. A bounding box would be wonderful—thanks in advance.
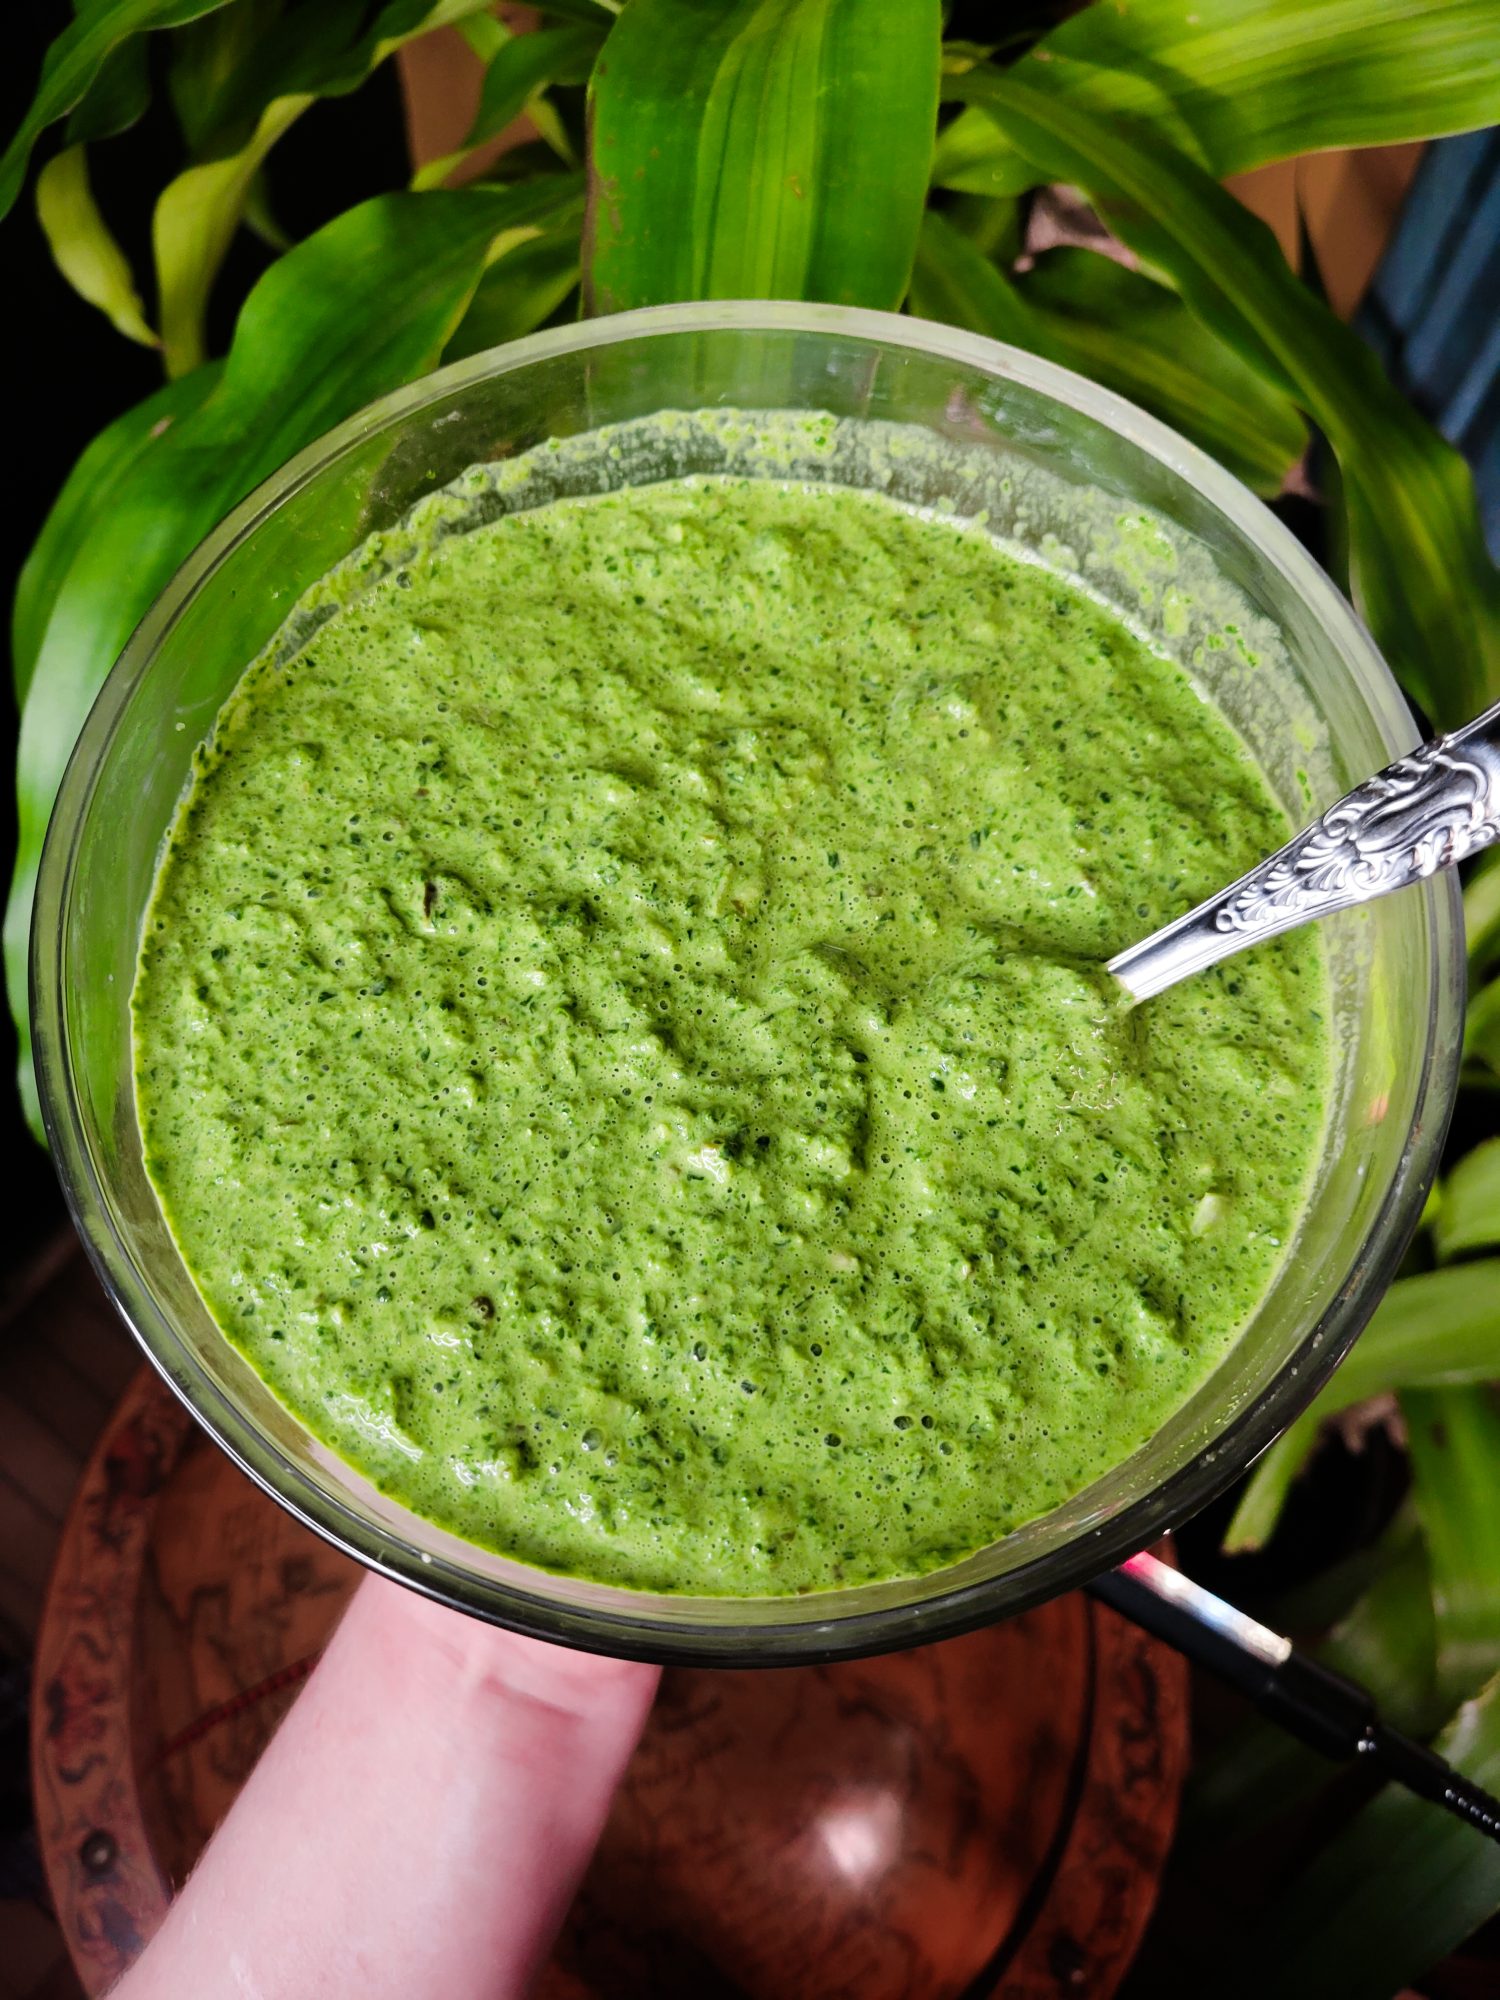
[32,300,1465,1664]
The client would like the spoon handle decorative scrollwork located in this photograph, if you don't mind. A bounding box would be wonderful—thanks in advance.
[1108,698,1500,1003]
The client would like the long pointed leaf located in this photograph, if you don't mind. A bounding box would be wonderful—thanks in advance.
[0,1,236,221]
[1433,1138,1500,1263]
[955,68,1500,725]
[442,180,586,359]
[940,0,1500,202]
[1227,1261,1500,1548]
[35,145,158,347]
[7,185,552,1138]
[11,365,222,705]
[151,0,498,376]
[910,214,1304,495]
[414,22,604,190]
[585,0,941,314]
[1231,1671,1500,2000]
[153,92,311,378]
[1404,1385,1500,1711]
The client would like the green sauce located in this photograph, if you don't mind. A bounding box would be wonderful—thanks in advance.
[133,470,1329,1595]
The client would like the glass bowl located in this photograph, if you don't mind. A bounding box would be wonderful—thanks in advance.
[32,303,1464,1664]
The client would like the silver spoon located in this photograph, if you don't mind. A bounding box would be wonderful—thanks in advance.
[1108,697,1500,1001]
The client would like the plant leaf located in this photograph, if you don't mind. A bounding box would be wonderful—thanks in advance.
[910,217,1305,496]
[153,92,312,378]
[151,0,499,377]
[0,0,238,221]
[414,22,604,190]
[944,0,1500,202]
[1403,1386,1500,1712]
[1433,1138,1500,1263]
[442,180,586,360]
[35,144,158,348]
[65,33,152,147]
[1466,852,1500,975]
[11,364,223,706]
[1186,1515,1438,1839]
[7,185,552,1138]
[953,68,1500,725]
[585,0,941,315]
[1226,1261,1500,1549]
[1230,1671,1500,2000]
[930,104,1040,196]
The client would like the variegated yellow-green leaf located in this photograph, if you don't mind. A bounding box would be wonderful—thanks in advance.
[586,0,941,313]
[35,144,158,348]
[152,0,501,377]
[954,68,1500,726]
[8,185,560,1138]
[443,180,587,359]
[937,0,1500,201]
[153,93,312,378]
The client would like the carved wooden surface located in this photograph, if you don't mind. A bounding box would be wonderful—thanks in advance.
[34,1369,1187,1998]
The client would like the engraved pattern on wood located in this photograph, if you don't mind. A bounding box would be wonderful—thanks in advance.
[35,1371,1187,1999]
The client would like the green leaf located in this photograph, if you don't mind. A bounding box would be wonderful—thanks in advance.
[1466,852,1500,975]
[1233,1671,1500,2000]
[442,181,586,360]
[1020,246,1306,496]
[153,92,312,378]
[945,0,1500,200]
[1434,1138,1500,1264]
[930,105,1039,197]
[65,34,152,147]
[12,364,222,706]
[35,144,158,348]
[533,0,620,18]
[909,216,1304,496]
[1404,1386,1500,1711]
[954,68,1500,725]
[0,0,237,221]
[414,23,604,190]
[8,185,549,1138]
[1186,1516,1438,1839]
[151,0,500,377]
[585,0,941,315]
[1468,975,1500,1076]
[1227,1261,1500,1548]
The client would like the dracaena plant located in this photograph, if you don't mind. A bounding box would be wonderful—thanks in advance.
[6,2,1500,1986]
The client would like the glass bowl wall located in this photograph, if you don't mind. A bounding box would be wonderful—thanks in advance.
[32,303,1463,1663]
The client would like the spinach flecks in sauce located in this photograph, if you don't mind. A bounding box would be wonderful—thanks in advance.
[132,474,1329,1596]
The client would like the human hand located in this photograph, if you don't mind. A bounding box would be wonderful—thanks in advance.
[116,1574,660,2000]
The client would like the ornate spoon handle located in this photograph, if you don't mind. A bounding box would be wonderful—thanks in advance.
[1108,698,1500,1002]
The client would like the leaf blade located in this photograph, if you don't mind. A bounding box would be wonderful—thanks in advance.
[1231,1671,1500,2000]
[8,185,552,1136]
[953,67,1500,724]
[1403,1385,1500,1711]
[0,0,237,222]
[1226,1261,1500,1547]
[585,0,941,315]
[35,144,158,348]
[947,0,1500,200]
